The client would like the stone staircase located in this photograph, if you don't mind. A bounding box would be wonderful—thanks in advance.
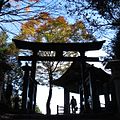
[1,113,120,120]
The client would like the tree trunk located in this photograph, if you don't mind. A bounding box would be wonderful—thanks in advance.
[0,73,4,102]
[0,81,3,101]
[46,70,53,115]
[46,85,52,115]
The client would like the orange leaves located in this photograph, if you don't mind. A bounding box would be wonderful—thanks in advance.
[35,24,47,33]
[19,13,72,42]
[6,43,18,55]
[21,19,40,36]
[70,20,93,41]
[14,0,20,2]
[53,16,67,27]
[56,16,67,24]
[24,0,40,12]
[29,0,40,2]
[73,21,85,30]
[25,7,30,12]
[39,12,50,20]
[9,0,40,13]
[19,12,94,42]
[13,0,40,2]
[77,21,85,29]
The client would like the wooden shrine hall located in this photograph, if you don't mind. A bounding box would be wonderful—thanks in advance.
[13,39,106,113]
[52,61,114,114]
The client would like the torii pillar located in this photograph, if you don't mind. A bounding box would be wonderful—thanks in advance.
[21,62,31,112]
[28,50,38,112]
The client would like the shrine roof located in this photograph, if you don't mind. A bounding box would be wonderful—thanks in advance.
[13,39,105,52]
[52,62,111,93]
[105,59,120,69]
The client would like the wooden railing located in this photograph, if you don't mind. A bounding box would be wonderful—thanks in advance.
[57,105,64,115]
[57,105,81,114]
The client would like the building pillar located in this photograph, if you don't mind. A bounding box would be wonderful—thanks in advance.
[64,87,70,114]
[90,69,100,112]
[80,87,84,113]
[33,81,38,112]
[110,80,117,113]
[104,83,110,112]
[105,60,120,113]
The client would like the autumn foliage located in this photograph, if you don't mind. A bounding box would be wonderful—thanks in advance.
[16,12,95,42]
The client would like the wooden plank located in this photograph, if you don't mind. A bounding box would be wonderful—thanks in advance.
[13,39,105,52]
[18,56,100,62]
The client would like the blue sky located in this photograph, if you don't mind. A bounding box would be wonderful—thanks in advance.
[1,0,116,44]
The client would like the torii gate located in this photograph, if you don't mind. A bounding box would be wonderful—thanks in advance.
[13,39,105,113]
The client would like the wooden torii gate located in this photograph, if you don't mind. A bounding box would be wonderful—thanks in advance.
[13,39,105,113]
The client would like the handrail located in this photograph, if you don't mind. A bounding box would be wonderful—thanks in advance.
[57,105,64,115]
[57,105,80,114]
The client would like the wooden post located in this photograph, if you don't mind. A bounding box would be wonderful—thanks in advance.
[57,105,59,114]
[80,51,90,112]
[90,69,100,112]
[64,87,70,114]
[33,81,38,112]
[29,51,38,113]
[104,83,110,112]
[110,80,117,113]
[80,87,84,113]
[21,63,31,112]
[105,60,120,113]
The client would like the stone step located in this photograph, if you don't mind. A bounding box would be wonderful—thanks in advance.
[1,113,120,120]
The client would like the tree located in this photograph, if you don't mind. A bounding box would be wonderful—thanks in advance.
[86,0,120,59]
[63,0,120,59]
[0,0,68,39]
[111,30,120,59]
[0,0,98,41]
[0,31,22,113]
[0,31,11,102]
[87,0,120,25]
